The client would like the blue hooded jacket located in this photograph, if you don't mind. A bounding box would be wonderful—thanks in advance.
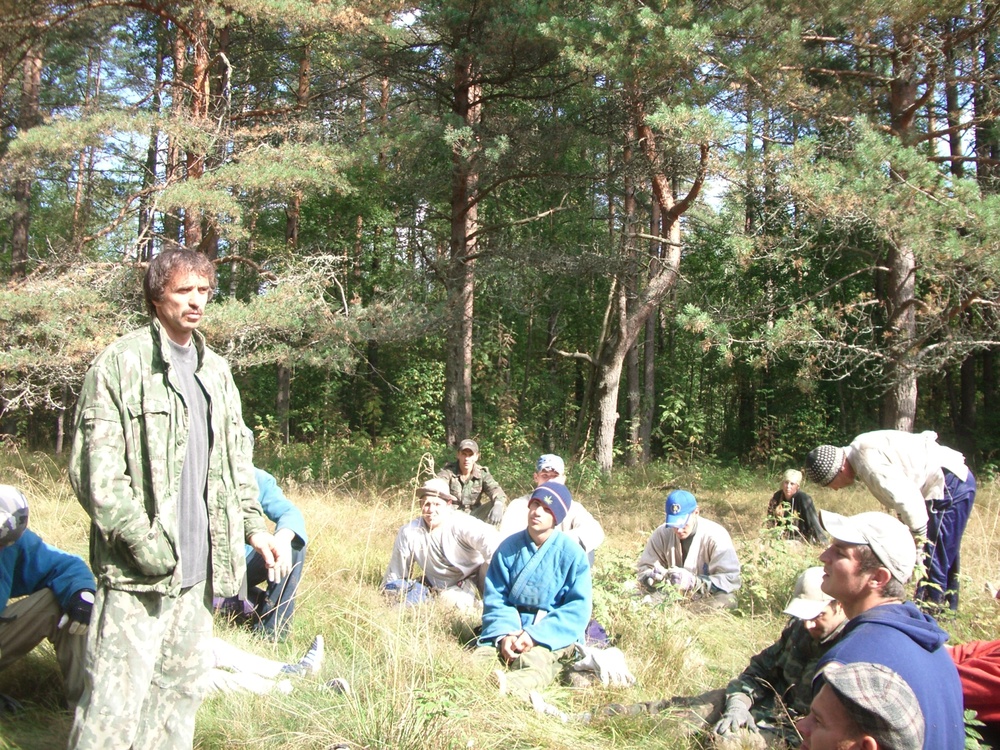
[0,529,95,612]
[817,601,963,750]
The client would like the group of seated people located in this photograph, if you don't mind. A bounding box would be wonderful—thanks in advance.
[2,438,999,749]
[381,440,1000,748]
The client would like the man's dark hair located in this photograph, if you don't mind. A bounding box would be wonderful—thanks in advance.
[856,545,906,599]
[143,249,217,315]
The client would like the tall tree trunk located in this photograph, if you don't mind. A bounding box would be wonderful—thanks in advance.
[880,25,921,431]
[164,20,186,245]
[73,48,101,246]
[184,5,210,249]
[623,132,640,467]
[591,91,707,472]
[11,46,42,279]
[443,53,480,446]
[639,200,661,464]
[138,31,165,261]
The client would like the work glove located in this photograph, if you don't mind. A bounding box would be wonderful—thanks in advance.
[58,590,96,635]
[714,694,757,735]
[666,567,697,592]
[487,499,505,526]
[645,561,669,588]
[571,644,637,687]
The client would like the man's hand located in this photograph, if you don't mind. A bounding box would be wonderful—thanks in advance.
[486,500,505,525]
[666,567,696,591]
[248,531,288,583]
[499,631,534,663]
[57,590,96,635]
[714,694,756,735]
[271,528,296,580]
[645,562,669,588]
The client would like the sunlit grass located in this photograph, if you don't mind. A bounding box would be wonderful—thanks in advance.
[2,446,998,749]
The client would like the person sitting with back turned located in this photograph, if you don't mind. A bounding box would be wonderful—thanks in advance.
[382,477,500,611]
[477,482,592,703]
[215,468,307,642]
[805,430,974,611]
[0,485,96,715]
[766,469,826,544]
[798,661,925,750]
[813,509,963,750]
[636,489,741,609]
[436,439,507,525]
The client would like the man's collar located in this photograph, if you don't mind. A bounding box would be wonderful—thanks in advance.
[152,317,205,367]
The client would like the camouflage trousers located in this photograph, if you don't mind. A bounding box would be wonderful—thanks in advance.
[67,581,213,750]
[0,588,86,708]
[476,643,577,698]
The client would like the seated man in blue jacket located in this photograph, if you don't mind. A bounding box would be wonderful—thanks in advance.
[0,484,96,713]
[216,469,307,641]
[477,481,592,702]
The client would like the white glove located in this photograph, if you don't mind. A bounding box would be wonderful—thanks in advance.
[666,567,697,591]
[572,644,637,687]
[645,561,669,587]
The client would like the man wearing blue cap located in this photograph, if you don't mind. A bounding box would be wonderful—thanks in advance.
[636,489,741,609]
[478,481,592,699]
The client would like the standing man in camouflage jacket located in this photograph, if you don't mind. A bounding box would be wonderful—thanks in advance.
[437,439,507,525]
[67,249,284,750]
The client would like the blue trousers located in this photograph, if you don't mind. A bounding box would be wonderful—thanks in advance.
[245,544,306,641]
[915,469,975,611]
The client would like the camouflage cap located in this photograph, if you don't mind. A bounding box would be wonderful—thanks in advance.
[0,484,29,548]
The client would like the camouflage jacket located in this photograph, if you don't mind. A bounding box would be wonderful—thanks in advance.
[69,319,267,596]
[726,617,846,722]
[436,462,507,514]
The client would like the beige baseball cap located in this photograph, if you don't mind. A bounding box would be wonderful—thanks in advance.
[783,566,834,620]
[819,510,916,584]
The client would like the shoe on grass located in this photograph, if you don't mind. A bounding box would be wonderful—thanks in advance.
[281,634,324,676]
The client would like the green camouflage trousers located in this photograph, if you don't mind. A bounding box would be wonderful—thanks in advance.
[476,643,577,698]
[67,581,212,750]
[0,588,86,708]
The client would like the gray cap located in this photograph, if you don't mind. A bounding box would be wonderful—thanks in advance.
[457,439,479,454]
[819,510,916,584]
[0,485,29,548]
[820,661,924,750]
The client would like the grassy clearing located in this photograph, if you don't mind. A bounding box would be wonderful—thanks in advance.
[1,447,999,749]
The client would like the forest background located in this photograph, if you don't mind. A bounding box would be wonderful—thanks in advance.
[3,0,1000,474]
[3,4,1000,747]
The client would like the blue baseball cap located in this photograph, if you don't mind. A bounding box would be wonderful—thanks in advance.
[665,489,698,528]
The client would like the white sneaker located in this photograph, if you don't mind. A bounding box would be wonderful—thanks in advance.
[281,634,325,676]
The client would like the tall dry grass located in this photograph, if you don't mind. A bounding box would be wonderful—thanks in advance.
[1,447,999,749]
